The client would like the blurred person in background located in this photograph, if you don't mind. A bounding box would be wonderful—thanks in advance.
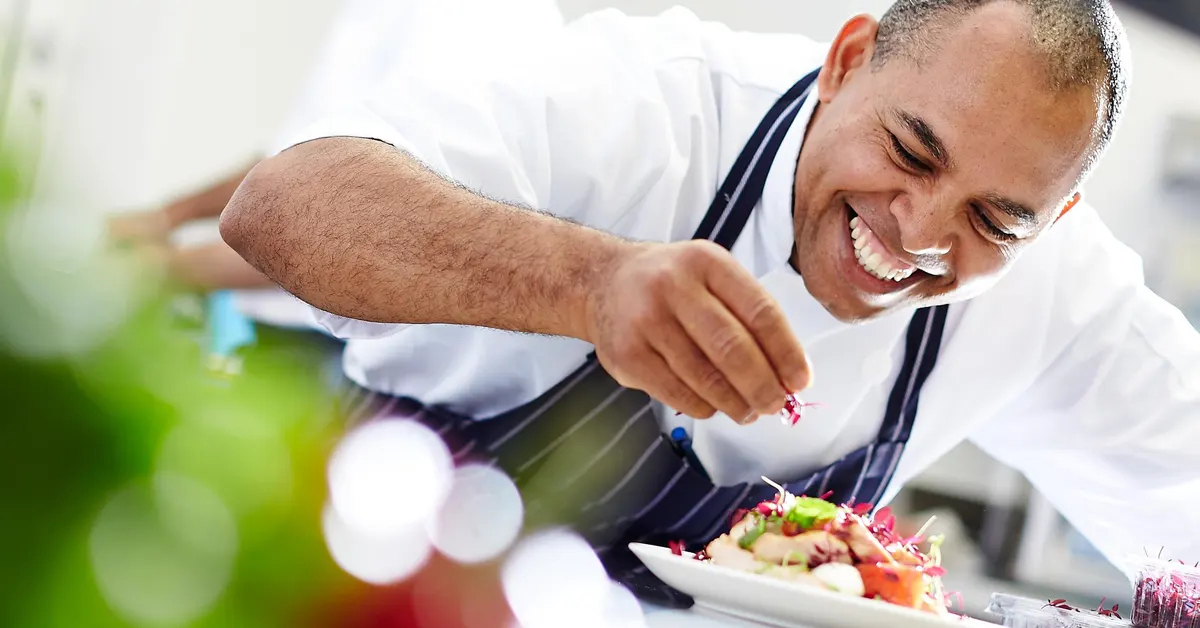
[222,0,1200,610]
[107,0,564,357]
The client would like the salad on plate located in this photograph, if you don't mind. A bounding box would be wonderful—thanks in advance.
[673,478,954,616]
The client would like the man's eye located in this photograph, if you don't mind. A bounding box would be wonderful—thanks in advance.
[973,205,1017,241]
[889,134,929,172]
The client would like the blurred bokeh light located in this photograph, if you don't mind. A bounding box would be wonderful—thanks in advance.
[321,501,434,585]
[502,528,645,628]
[429,464,525,565]
[89,474,238,626]
[327,419,454,537]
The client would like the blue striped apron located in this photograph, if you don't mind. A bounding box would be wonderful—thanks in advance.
[343,67,951,608]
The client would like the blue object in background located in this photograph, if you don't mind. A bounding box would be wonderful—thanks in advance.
[207,290,256,357]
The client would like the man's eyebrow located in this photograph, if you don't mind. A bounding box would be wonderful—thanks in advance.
[984,194,1039,228]
[895,109,951,169]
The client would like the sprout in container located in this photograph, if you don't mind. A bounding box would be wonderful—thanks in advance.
[1130,555,1200,628]
[985,593,1128,628]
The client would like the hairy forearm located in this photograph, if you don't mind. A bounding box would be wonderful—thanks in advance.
[164,164,257,226]
[220,137,629,339]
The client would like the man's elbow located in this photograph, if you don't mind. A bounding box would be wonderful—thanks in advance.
[219,159,280,261]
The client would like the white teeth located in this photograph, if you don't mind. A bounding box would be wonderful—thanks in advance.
[849,214,915,283]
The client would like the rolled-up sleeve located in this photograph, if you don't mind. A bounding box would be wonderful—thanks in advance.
[274,8,722,339]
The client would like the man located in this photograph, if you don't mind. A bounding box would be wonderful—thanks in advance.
[220,0,1200,605]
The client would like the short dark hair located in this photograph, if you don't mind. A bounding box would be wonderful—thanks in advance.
[872,0,1131,180]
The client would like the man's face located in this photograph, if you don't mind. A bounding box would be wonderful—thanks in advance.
[793,4,1100,322]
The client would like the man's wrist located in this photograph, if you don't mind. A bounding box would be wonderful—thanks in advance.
[159,201,186,230]
[561,236,640,343]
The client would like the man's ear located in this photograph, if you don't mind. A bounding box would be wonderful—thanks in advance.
[818,15,880,104]
[1053,193,1083,225]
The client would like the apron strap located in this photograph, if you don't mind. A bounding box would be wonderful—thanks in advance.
[579,68,822,366]
[693,68,821,247]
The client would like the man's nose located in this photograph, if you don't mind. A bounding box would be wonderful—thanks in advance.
[892,195,953,257]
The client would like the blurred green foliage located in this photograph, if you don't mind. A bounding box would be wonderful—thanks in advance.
[0,141,353,627]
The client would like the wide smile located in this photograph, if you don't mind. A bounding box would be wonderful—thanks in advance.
[840,205,926,295]
[851,214,915,283]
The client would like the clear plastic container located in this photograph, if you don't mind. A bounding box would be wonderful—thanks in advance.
[986,593,1130,628]
[1130,556,1200,627]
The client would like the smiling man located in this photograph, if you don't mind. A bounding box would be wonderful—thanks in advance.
[221,0,1200,605]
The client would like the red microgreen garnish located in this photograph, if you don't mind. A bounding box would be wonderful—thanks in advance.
[1133,553,1200,627]
[780,395,823,426]
[875,507,896,532]
[1041,597,1123,621]
[669,540,686,556]
[1096,598,1122,619]
[676,394,824,425]
[1044,598,1077,612]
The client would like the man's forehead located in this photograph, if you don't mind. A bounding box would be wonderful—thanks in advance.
[893,98,1089,218]
[874,54,1097,218]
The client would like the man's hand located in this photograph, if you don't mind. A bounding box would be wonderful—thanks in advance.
[107,211,274,291]
[583,240,812,423]
[107,209,173,247]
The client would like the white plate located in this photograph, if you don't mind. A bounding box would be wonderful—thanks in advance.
[629,543,992,628]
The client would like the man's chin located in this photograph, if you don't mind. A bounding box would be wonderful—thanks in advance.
[805,279,889,324]
[823,297,890,324]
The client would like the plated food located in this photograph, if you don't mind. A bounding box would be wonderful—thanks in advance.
[673,479,953,616]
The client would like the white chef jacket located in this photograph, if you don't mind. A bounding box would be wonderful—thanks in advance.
[280,7,1200,573]
[233,0,564,324]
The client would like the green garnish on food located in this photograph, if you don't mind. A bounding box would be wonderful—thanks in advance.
[738,515,768,549]
[782,551,809,570]
[784,497,839,529]
[927,534,945,567]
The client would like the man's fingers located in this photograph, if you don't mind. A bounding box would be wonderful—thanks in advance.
[674,293,786,416]
[705,260,811,393]
[635,349,717,419]
[106,211,171,248]
[650,321,752,420]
